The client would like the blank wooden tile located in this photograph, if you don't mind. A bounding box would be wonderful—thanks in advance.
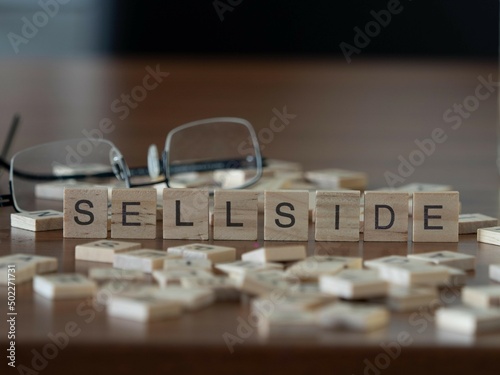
[315,191,360,241]
[264,190,309,241]
[490,264,500,282]
[88,268,146,281]
[64,187,108,238]
[152,286,216,311]
[113,249,181,273]
[163,189,209,240]
[11,210,63,232]
[257,310,318,337]
[435,306,500,335]
[477,226,500,246]
[152,269,214,288]
[33,273,97,299]
[412,192,459,242]
[363,191,408,242]
[319,269,388,299]
[213,190,259,240]
[75,240,141,263]
[408,250,475,271]
[167,243,236,263]
[107,293,183,322]
[0,259,36,285]
[111,188,157,239]
[241,245,306,263]
[2,253,58,274]
[215,260,283,276]
[459,213,498,234]
[304,168,368,190]
[385,285,438,312]
[317,302,389,331]
[463,285,500,309]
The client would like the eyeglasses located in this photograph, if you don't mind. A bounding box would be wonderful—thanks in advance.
[0,116,263,213]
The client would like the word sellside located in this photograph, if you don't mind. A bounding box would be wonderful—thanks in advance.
[62,188,460,243]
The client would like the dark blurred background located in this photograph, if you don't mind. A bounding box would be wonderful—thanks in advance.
[0,0,498,59]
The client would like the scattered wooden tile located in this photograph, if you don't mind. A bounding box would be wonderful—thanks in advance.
[63,187,108,238]
[264,190,309,241]
[152,269,214,288]
[0,259,36,285]
[167,243,236,263]
[462,285,500,309]
[11,210,63,232]
[285,257,345,280]
[315,190,360,241]
[234,269,292,296]
[253,294,334,314]
[435,306,500,335]
[412,192,459,242]
[385,285,438,312]
[88,268,146,281]
[305,168,368,190]
[35,180,93,200]
[364,255,428,269]
[408,250,475,271]
[241,245,306,263]
[113,249,180,273]
[152,286,216,311]
[107,293,183,322]
[477,226,500,246]
[75,240,141,263]
[459,213,498,234]
[111,188,157,239]
[2,254,57,273]
[181,276,240,301]
[317,302,389,331]
[363,191,408,242]
[215,260,283,276]
[438,265,467,287]
[213,190,259,240]
[98,281,157,303]
[257,310,318,337]
[377,263,450,287]
[33,273,97,299]
[163,258,213,271]
[490,264,500,282]
[319,269,388,299]
[162,188,209,240]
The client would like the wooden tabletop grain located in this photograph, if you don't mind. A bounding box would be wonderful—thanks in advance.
[1,58,500,375]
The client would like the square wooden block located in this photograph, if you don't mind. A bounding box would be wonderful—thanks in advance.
[363,191,408,242]
[167,243,236,263]
[113,249,180,273]
[319,269,388,299]
[408,250,475,271]
[64,187,108,238]
[111,188,157,239]
[377,262,450,287]
[213,190,259,240]
[412,192,459,242]
[477,226,500,246]
[33,273,97,299]
[0,259,36,285]
[2,253,58,274]
[459,213,498,234]
[315,190,360,242]
[75,240,141,263]
[264,190,309,241]
[11,210,63,232]
[163,189,209,240]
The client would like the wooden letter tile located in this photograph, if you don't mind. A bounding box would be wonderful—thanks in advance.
[459,213,498,234]
[241,245,306,263]
[11,210,63,232]
[64,187,108,238]
[111,188,157,239]
[213,190,259,240]
[0,259,36,285]
[264,190,309,241]
[2,254,58,274]
[319,269,388,299]
[315,190,360,241]
[167,243,236,264]
[408,250,475,271]
[317,302,389,332]
[436,306,500,335]
[33,273,97,299]
[107,293,183,322]
[462,285,500,309]
[113,249,180,273]
[412,192,459,242]
[163,188,209,240]
[75,240,141,263]
[363,192,408,242]
[477,226,500,246]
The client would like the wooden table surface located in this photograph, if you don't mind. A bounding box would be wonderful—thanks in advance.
[1,58,500,375]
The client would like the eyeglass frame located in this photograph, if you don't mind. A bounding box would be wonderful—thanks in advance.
[0,116,264,213]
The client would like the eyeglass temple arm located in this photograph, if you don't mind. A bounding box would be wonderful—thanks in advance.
[167,157,267,175]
